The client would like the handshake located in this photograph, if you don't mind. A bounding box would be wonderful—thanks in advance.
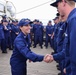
[28,54,54,63]
[43,54,54,63]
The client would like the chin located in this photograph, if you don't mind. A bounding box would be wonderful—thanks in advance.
[28,32,30,34]
[27,31,30,34]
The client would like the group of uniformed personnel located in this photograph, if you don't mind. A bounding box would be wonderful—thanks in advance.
[1,0,76,75]
[0,15,56,54]
[31,19,55,49]
[0,15,20,53]
[49,0,76,75]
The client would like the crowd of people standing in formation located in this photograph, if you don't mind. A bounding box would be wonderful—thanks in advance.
[1,0,76,75]
[0,15,20,53]
[0,14,57,53]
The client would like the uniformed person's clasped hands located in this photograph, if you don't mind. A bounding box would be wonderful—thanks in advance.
[43,54,54,63]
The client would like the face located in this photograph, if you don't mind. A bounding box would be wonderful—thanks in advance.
[3,22,8,26]
[57,0,66,21]
[48,22,52,25]
[20,24,31,35]
[33,21,37,24]
[13,22,17,25]
[16,22,18,25]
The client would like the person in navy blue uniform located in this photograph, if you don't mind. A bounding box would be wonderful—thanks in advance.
[46,19,71,75]
[55,15,66,75]
[45,20,53,49]
[50,0,76,75]
[8,20,13,50]
[2,20,13,51]
[10,18,52,75]
[32,19,39,46]
[55,22,67,75]
[11,20,20,48]
[53,17,60,53]
[51,14,66,75]
[51,17,59,51]
[33,20,44,49]
[0,22,6,53]
[50,25,54,49]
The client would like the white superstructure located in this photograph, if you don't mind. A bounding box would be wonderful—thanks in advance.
[0,0,16,19]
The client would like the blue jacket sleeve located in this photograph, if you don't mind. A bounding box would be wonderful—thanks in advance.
[53,49,65,61]
[15,40,44,62]
[69,18,76,66]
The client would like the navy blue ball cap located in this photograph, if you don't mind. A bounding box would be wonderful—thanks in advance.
[33,19,39,22]
[18,18,33,27]
[49,20,52,23]
[2,20,8,22]
[53,17,59,20]
[12,20,16,23]
[50,0,62,7]
[50,0,76,7]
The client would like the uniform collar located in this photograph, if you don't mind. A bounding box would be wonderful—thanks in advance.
[20,32,28,39]
[67,8,76,22]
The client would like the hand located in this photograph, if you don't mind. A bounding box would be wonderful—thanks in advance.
[43,54,54,63]
[51,35,54,39]
[48,34,51,36]
[63,68,66,74]
[16,32,19,35]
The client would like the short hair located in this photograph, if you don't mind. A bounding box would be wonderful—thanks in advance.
[65,0,75,6]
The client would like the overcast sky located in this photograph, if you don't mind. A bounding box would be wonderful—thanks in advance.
[7,0,57,25]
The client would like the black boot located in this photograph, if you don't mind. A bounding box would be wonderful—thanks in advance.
[41,46,43,49]
[2,50,7,53]
[33,46,36,48]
